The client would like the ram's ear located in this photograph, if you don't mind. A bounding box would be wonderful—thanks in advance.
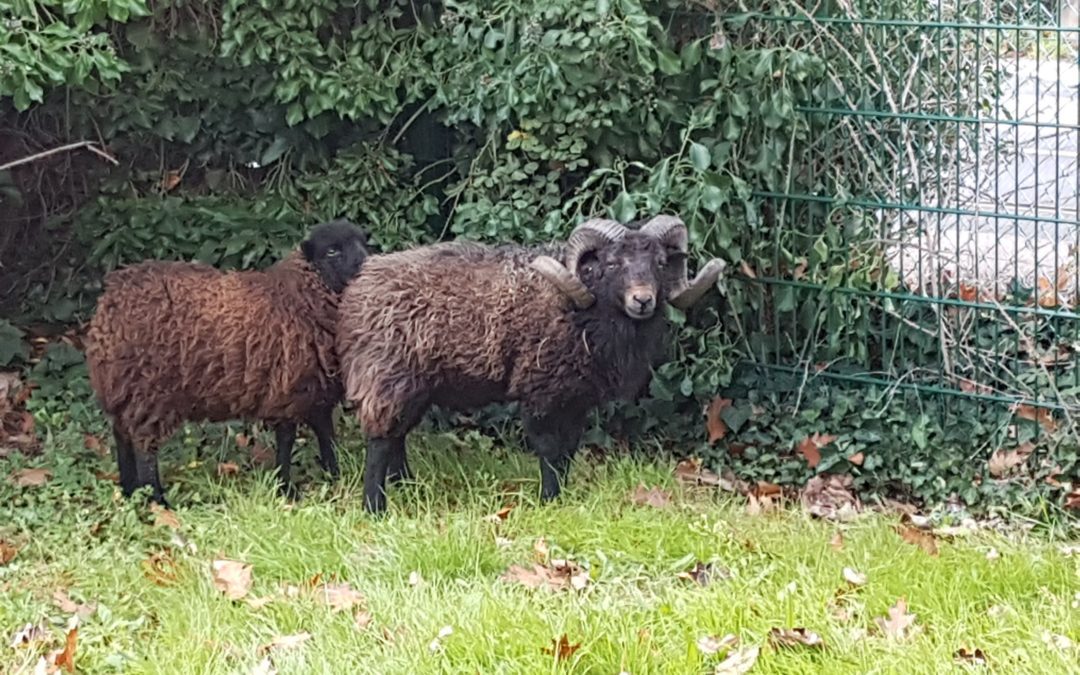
[301,238,317,261]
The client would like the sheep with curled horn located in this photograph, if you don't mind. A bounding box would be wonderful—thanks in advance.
[336,215,726,514]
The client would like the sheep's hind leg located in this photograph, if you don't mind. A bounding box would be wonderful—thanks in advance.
[363,436,398,514]
[275,421,300,500]
[307,406,339,479]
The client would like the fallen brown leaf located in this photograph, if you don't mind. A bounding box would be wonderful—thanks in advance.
[9,622,46,648]
[542,634,581,662]
[895,524,939,556]
[319,582,365,613]
[211,559,253,600]
[829,532,844,551]
[768,627,825,650]
[533,537,549,562]
[988,442,1034,478]
[262,632,312,654]
[53,627,77,673]
[793,259,808,280]
[842,567,867,586]
[714,645,760,674]
[1063,488,1079,511]
[847,452,865,466]
[8,467,52,487]
[245,596,273,610]
[801,474,860,520]
[745,493,779,517]
[754,481,782,497]
[216,462,241,477]
[739,260,757,279]
[83,434,107,456]
[796,433,837,469]
[235,433,250,448]
[705,397,732,444]
[876,598,918,639]
[141,550,180,586]
[0,539,18,565]
[1013,403,1056,432]
[161,170,182,192]
[954,647,988,665]
[500,559,588,592]
[673,458,747,493]
[354,610,373,631]
[697,633,739,655]
[52,590,96,619]
[484,505,514,523]
[630,483,672,509]
[676,561,727,587]
[150,503,181,530]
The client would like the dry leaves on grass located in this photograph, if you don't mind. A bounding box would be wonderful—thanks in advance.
[500,558,589,592]
[354,611,373,631]
[876,598,919,640]
[697,633,739,655]
[318,582,365,614]
[483,505,514,523]
[714,645,760,674]
[8,467,52,487]
[52,626,77,673]
[954,647,988,665]
[141,550,180,586]
[829,532,844,551]
[150,503,181,530]
[842,567,867,586]
[1064,488,1080,511]
[673,458,747,493]
[676,561,728,587]
[800,474,860,521]
[542,634,581,662]
[216,462,241,477]
[630,483,672,509]
[261,632,312,655]
[9,623,47,648]
[768,627,825,650]
[745,492,781,517]
[988,442,1035,478]
[795,433,837,469]
[0,538,18,565]
[895,523,939,556]
[211,559,253,600]
[705,397,733,443]
[52,590,96,619]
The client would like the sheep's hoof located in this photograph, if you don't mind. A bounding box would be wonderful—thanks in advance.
[318,458,341,479]
[385,466,414,485]
[278,482,302,502]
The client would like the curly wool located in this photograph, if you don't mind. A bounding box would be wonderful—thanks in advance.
[86,252,342,452]
[336,241,668,438]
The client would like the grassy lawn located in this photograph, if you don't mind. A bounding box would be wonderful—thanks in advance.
[2,423,1079,674]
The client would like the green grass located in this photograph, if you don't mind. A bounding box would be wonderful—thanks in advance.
[1,423,1078,674]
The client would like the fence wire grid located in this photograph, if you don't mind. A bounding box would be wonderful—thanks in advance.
[730,0,1080,420]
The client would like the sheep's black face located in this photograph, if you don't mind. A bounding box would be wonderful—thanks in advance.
[302,219,370,293]
[577,232,673,320]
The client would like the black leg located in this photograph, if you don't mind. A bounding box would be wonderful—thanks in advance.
[114,428,140,497]
[522,408,586,503]
[307,406,339,478]
[134,449,168,508]
[275,421,299,499]
[363,436,396,514]
[385,436,412,484]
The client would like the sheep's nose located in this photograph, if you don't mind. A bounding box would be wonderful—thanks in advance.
[632,293,654,310]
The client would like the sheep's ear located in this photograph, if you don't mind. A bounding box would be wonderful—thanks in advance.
[301,239,316,261]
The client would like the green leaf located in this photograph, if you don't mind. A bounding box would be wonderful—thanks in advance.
[612,191,636,224]
[700,185,725,212]
[689,142,711,172]
[0,320,28,366]
[656,49,682,76]
[260,136,290,166]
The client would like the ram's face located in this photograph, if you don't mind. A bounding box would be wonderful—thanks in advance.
[302,220,370,293]
[577,233,671,320]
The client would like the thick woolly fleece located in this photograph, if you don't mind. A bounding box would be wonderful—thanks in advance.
[335,241,669,439]
[85,251,342,454]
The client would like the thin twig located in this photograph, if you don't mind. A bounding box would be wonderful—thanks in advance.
[0,141,118,172]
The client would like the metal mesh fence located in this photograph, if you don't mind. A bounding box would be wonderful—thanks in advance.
[729,0,1080,419]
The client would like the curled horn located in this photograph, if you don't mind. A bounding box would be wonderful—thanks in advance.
[640,215,727,310]
[530,218,627,309]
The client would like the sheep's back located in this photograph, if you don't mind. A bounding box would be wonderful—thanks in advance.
[337,244,588,433]
[86,257,340,446]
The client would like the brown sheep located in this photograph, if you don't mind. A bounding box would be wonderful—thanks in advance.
[85,219,369,506]
[336,215,725,513]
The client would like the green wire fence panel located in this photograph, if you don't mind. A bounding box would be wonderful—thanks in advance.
[728,0,1080,414]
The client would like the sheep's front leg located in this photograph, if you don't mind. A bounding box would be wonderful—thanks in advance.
[133,447,169,508]
[385,436,412,485]
[307,406,339,479]
[523,409,586,503]
[363,436,397,514]
[114,429,140,497]
[275,421,299,499]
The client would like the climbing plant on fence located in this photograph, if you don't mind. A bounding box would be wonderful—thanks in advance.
[0,0,1075,516]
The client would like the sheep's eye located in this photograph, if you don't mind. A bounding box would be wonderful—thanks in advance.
[326,246,340,257]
